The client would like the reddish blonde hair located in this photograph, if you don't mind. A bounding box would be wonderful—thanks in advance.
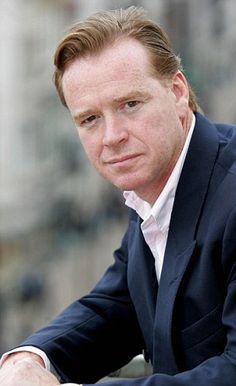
[54,6,199,111]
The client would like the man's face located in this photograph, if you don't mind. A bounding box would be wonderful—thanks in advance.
[62,38,191,204]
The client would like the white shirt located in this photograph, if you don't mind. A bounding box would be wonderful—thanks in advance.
[124,114,195,281]
[1,114,195,372]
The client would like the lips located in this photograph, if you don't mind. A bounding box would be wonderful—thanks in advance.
[105,154,140,164]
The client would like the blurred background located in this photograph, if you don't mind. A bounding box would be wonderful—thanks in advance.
[0,0,236,354]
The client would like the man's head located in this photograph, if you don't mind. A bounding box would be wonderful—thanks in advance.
[53,6,198,112]
[54,7,196,204]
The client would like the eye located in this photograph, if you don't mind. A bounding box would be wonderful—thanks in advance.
[80,114,99,128]
[125,100,140,109]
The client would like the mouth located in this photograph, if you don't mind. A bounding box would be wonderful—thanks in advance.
[105,154,141,165]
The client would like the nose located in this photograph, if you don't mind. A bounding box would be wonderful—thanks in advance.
[102,114,129,147]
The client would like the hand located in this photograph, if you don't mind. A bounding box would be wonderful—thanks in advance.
[0,352,60,385]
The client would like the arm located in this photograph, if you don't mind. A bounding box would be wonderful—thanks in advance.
[17,229,145,383]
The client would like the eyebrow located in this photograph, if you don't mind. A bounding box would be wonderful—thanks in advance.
[113,90,150,104]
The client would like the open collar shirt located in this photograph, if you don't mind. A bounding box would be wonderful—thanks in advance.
[124,114,195,282]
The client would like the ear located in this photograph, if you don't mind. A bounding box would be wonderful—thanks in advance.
[171,71,190,117]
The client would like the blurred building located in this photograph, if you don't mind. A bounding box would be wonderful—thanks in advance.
[0,0,236,353]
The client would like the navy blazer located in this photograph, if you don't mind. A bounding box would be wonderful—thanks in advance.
[21,113,236,385]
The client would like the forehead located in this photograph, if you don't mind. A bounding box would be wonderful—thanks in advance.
[62,38,155,103]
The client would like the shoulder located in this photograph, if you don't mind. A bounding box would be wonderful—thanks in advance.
[195,112,236,141]
[195,112,236,170]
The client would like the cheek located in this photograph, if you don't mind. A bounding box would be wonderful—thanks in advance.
[79,134,102,166]
[140,114,167,145]
[144,113,183,156]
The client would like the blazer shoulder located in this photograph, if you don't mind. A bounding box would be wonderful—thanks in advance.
[195,113,236,171]
[195,112,236,141]
[215,123,236,172]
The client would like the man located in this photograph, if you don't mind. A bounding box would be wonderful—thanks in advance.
[1,6,236,385]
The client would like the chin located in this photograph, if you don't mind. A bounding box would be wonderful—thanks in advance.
[113,179,144,192]
[102,171,148,192]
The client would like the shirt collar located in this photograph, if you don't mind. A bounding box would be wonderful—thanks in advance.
[124,114,196,231]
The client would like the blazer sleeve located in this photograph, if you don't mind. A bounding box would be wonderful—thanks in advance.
[19,228,145,384]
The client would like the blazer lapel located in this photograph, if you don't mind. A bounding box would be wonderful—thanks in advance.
[128,216,158,359]
[152,113,220,374]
